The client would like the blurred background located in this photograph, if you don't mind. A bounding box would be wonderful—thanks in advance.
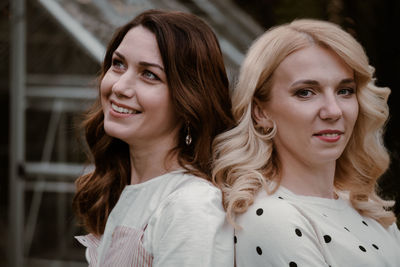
[1,0,399,266]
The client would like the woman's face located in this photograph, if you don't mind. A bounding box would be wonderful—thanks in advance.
[100,26,179,147]
[257,45,359,167]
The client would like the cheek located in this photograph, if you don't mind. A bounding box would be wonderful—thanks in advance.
[347,99,359,127]
[99,83,108,107]
[100,78,110,95]
[273,103,313,128]
[100,70,115,94]
[140,91,175,117]
[99,79,115,114]
[160,95,178,121]
[143,86,169,106]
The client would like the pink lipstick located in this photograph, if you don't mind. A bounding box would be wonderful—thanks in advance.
[313,130,343,143]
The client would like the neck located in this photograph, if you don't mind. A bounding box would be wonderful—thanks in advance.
[279,155,337,199]
[129,138,180,185]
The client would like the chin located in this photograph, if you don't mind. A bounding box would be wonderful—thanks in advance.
[314,150,344,164]
[103,122,126,141]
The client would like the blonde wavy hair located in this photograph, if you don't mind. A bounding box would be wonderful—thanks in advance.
[212,19,396,228]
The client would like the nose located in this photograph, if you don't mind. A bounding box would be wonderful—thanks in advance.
[112,73,136,98]
[319,93,343,121]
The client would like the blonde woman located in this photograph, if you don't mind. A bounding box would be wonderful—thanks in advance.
[213,19,400,266]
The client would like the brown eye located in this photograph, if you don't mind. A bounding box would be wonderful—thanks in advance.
[295,89,314,98]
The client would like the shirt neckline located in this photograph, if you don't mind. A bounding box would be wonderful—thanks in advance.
[276,185,349,210]
[123,168,186,191]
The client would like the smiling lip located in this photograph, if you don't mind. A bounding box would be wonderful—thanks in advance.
[110,101,141,117]
[313,130,343,143]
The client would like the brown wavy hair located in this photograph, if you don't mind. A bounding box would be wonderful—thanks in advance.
[73,9,234,236]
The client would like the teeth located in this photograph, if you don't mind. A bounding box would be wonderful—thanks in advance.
[111,103,137,114]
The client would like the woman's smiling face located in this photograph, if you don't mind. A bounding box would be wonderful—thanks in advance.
[257,45,359,167]
[100,26,180,147]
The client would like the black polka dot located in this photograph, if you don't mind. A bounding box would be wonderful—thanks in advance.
[359,245,366,252]
[372,244,379,250]
[278,196,284,199]
[289,262,297,267]
[324,235,332,243]
[256,246,262,255]
[234,236,237,244]
[256,208,263,216]
[344,227,350,232]
[295,228,302,237]
[362,220,368,226]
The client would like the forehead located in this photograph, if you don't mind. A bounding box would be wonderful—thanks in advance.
[272,45,354,85]
[116,26,163,65]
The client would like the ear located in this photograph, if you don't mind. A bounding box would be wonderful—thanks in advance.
[252,99,273,129]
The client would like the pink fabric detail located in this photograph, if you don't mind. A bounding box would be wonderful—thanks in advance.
[75,234,101,267]
[101,225,153,267]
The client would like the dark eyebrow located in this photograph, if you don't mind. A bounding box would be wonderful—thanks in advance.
[113,51,164,72]
[114,51,125,61]
[139,61,164,72]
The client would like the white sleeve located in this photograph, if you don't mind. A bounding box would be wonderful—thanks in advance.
[85,247,90,264]
[148,181,234,267]
[235,197,329,267]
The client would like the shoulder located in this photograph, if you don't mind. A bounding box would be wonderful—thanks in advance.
[146,173,234,266]
[149,172,228,236]
[148,172,226,227]
[236,189,313,246]
[167,173,223,211]
[235,190,326,266]
[388,222,400,232]
[388,223,400,242]
[237,189,306,229]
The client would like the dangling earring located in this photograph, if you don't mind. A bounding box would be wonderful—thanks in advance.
[185,122,192,146]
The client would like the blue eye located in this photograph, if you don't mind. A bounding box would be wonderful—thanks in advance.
[338,88,355,96]
[112,58,125,70]
[143,70,160,81]
[295,89,314,98]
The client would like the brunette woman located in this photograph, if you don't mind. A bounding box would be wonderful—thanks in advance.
[73,9,235,267]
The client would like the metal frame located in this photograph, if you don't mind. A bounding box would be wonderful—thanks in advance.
[9,0,26,266]
[8,1,100,265]
[38,0,105,63]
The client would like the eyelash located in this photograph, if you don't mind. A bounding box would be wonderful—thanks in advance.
[111,58,161,82]
[338,88,355,96]
[295,89,314,98]
[142,70,160,81]
[295,87,356,99]
[111,58,125,70]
